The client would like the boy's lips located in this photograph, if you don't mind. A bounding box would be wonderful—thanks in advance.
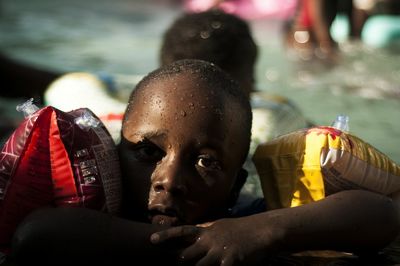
[148,207,181,226]
[151,214,179,226]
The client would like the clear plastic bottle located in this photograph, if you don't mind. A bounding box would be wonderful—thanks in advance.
[331,114,349,132]
[74,110,100,131]
[16,98,39,118]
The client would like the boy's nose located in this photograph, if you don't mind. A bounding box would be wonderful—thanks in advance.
[152,160,188,196]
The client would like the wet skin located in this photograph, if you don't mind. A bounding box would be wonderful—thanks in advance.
[119,73,248,226]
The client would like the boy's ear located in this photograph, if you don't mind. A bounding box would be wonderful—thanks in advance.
[228,168,248,207]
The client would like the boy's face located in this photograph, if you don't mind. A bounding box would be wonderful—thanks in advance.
[119,73,248,226]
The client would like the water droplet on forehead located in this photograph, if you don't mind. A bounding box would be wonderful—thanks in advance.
[200,31,210,39]
[211,21,221,29]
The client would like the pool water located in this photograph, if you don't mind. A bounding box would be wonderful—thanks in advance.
[1,0,400,164]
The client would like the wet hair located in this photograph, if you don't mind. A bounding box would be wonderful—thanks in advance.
[160,10,257,84]
[124,59,252,163]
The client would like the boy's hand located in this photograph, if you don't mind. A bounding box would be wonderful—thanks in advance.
[150,217,272,265]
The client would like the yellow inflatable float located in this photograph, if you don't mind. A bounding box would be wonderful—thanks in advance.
[253,116,400,210]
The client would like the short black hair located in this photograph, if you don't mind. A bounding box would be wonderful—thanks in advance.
[124,59,252,163]
[160,10,257,78]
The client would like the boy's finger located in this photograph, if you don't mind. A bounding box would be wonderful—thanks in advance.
[150,225,200,244]
[179,241,208,263]
[196,221,214,227]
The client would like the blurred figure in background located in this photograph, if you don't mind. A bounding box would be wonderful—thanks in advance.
[284,0,400,63]
[283,0,370,62]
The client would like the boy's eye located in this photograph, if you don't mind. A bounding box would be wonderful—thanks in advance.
[132,142,165,162]
[196,155,222,171]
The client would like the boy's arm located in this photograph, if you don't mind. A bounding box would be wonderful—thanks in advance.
[151,190,400,265]
[268,190,399,252]
[10,207,174,265]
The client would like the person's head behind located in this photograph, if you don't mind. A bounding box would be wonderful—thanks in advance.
[160,10,258,97]
[119,59,252,226]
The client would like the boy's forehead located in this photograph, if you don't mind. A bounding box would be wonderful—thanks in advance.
[135,74,227,108]
[126,73,243,135]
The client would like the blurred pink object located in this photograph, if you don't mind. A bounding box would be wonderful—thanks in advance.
[184,0,298,20]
